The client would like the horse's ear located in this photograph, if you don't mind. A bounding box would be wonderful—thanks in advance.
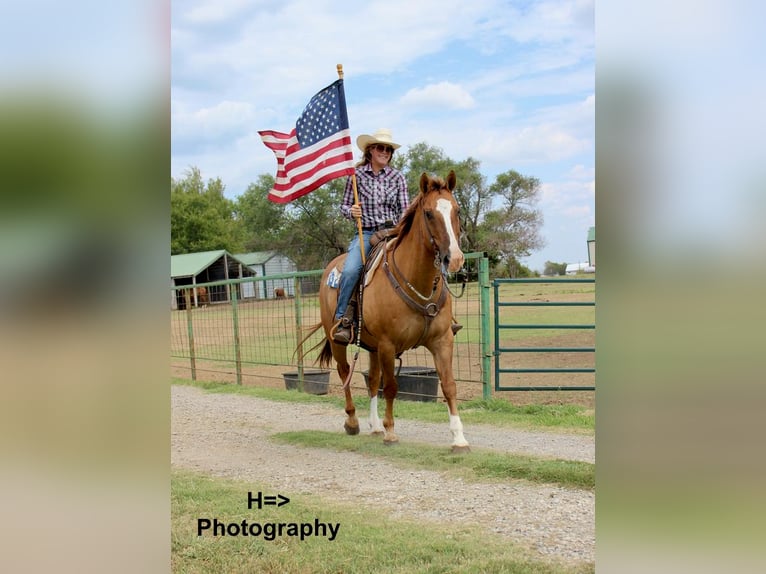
[447,170,456,191]
[419,172,430,194]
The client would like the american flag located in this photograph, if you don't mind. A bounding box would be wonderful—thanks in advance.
[259,79,355,203]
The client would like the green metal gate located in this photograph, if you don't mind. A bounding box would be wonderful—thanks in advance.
[493,278,595,391]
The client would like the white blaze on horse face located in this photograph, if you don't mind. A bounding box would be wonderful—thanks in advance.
[435,198,464,272]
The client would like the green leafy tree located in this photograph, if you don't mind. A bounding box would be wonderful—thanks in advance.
[235,174,287,252]
[171,167,246,254]
[479,170,545,272]
[398,144,491,255]
[398,144,545,278]
[279,178,351,270]
[544,261,568,276]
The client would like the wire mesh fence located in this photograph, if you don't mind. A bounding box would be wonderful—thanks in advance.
[171,254,490,401]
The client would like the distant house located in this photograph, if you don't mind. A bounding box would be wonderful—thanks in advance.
[233,251,297,299]
[170,250,257,309]
[587,227,595,267]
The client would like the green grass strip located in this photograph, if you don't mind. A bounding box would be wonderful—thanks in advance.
[172,469,593,574]
[272,430,594,490]
[172,378,594,434]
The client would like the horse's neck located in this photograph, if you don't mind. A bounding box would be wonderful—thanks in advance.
[392,221,439,293]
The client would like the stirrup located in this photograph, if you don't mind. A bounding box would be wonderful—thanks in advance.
[332,318,354,345]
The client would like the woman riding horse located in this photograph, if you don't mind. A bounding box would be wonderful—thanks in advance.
[307,170,470,452]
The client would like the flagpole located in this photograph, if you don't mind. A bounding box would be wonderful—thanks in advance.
[337,64,366,265]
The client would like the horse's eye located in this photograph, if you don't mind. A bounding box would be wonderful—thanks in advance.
[425,210,434,220]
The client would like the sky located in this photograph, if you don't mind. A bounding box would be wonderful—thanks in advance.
[171,0,595,272]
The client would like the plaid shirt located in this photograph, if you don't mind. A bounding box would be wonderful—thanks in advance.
[341,163,409,229]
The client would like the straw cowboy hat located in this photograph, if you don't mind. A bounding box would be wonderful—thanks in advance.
[356,128,401,152]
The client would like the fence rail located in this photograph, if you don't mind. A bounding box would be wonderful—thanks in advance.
[493,278,595,391]
[171,253,491,401]
[171,259,596,398]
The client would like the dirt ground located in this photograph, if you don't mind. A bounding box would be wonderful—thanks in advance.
[171,382,595,568]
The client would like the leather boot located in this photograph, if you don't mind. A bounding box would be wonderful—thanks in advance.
[332,303,356,345]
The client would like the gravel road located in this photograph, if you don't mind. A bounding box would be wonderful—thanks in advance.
[171,384,595,566]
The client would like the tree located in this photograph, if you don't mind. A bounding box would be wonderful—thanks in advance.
[479,170,545,272]
[544,261,567,276]
[279,178,352,270]
[397,144,546,278]
[171,167,246,254]
[235,174,287,252]
[398,144,491,255]
[172,146,548,277]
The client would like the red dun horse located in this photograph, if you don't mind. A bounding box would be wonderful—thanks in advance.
[305,171,469,452]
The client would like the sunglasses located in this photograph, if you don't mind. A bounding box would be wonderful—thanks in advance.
[371,143,394,154]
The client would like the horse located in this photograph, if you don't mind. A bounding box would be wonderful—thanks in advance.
[303,171,470,452]
[274,287,286,299]
[194,286,209,307]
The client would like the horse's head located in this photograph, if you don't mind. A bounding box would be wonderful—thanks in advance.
[418,170,464,274]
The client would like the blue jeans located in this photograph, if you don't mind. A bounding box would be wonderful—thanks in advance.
[335,231,373,320]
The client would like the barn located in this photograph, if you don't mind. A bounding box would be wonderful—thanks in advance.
[234,251,297,299]
[170,250,257,310]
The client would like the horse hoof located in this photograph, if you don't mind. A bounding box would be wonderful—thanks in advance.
[370,431,384,436]
[451,445,471,454]
[344,423,360,435]
[383,438,399,446]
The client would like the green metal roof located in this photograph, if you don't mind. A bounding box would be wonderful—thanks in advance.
[169,249,264,279]
[232,251,277,266]
[587,227,595,242]
[171,250,226,278]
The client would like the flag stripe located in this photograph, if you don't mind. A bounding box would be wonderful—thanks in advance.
[259,79,355,203]
[260,129,354,201]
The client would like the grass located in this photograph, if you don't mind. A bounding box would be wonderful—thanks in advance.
[272,430,594,490]
[172,377,594,434]
[172,469,594,574]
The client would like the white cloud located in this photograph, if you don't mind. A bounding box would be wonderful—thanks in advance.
[504,0,594,45]
[172,100,255,145]
[477,124,589,164]
[400,82,476,110]
[183,0,253,23]
[567,164,595,180]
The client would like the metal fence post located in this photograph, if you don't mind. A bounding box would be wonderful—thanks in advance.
[184,289,197,380]
[231,286,242,385]
[293,276,304,392]
[479,255,492,400]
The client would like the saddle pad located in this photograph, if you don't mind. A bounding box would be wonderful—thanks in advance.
[326,265,341,289]
[363,242,391,286]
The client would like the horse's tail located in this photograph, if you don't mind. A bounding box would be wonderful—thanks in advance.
[317,339,333,369]
[293,322,332,367]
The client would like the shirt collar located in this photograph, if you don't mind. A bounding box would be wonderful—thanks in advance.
[361,163,391,176]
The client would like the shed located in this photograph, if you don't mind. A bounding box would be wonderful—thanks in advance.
[587,227,595,267]
[234,251,297,298]
[170,250,257,309]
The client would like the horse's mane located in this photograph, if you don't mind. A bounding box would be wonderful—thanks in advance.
[394,174,446,242]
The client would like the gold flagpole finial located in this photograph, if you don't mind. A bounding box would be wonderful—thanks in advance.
[336,64,344,79]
